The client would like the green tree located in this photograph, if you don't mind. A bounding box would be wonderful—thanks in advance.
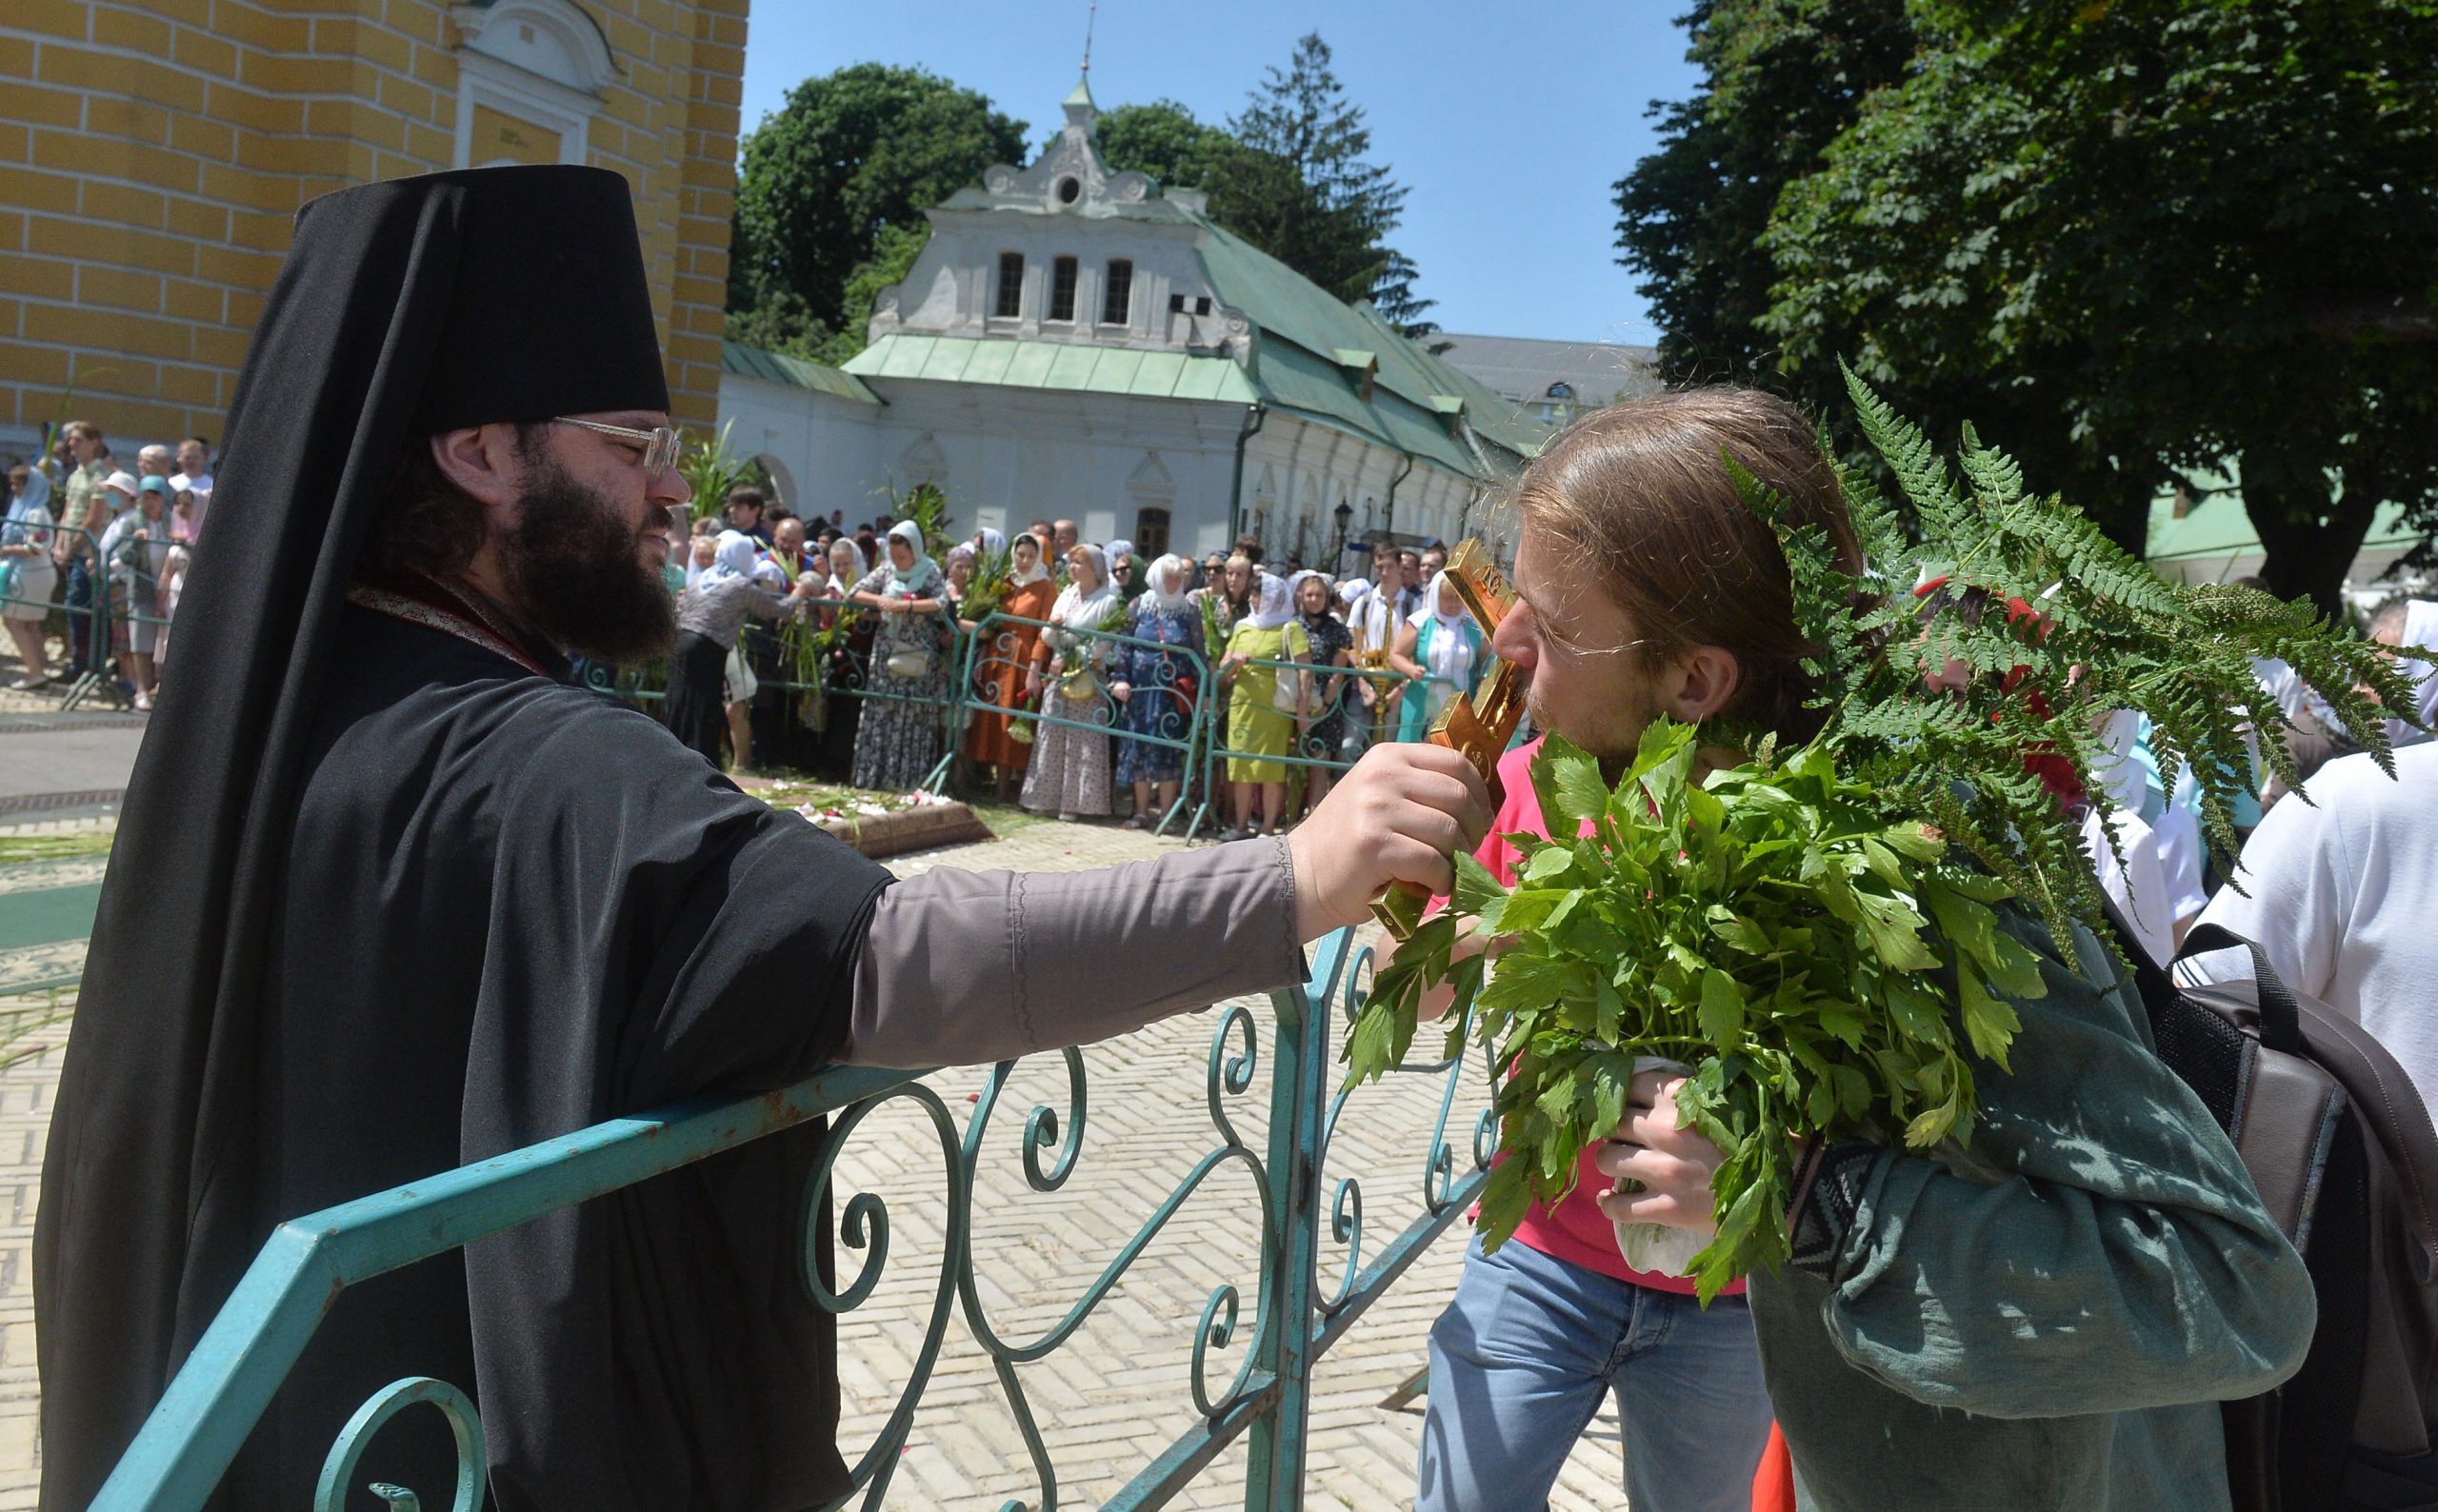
[729,64,1025,358]
[1621,0,2438,608]
[1095,99,1243,192]
[1230,33,1434,335]
[1614,0,1914,386]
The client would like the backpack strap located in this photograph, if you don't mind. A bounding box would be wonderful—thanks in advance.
[2176,924,2306,1055]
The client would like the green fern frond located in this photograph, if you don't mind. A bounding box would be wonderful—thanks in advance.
[1734,372,2423,975]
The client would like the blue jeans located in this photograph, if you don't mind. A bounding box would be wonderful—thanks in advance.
[1417,1235,1773,1512]
[62,557,93,671]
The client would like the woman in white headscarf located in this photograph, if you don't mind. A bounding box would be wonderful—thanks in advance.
[1389,569,1484,744]
[2376,598,2438,751]
[1215,571,1312,838]
[822,534,868,598]
[1112,553,1202,827]
[668,529,812,771]
[1020,543,1121,820]
[962,531,1058,797]
[845,518,951,790]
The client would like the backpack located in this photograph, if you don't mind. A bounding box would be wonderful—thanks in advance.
[2108,910,2438,1511]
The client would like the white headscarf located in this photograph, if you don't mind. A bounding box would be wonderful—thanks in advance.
[974,527,1007,556]
[1139,552,1193,614]
[1049,544,1116,641]
[825,536,868,596]
[11,466,50,515]
[1010,531,1050,587]
[2387,599,2438,747]
[1245,571,1295,630]
[1410,570,1478,688]
[1287,568,1335,628]
[703,529,759,587]
[1409,570,1469,634]
[882,518,935,596]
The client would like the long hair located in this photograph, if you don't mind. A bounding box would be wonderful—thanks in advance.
[1512,388,1863,744]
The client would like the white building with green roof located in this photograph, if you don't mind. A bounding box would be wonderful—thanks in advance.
[715,79,1549,565]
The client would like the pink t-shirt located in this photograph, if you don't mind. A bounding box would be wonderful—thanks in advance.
[1455,736,1741,1297]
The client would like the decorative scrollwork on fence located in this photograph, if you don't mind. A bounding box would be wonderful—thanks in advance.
[802,1081,972,1510]
[313,1377,486,1512]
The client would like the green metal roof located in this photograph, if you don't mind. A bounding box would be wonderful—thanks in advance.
[722,341,882,405]
[1184,217,1550,468]
[842,334,1262,404]
[2145,462,2419,563]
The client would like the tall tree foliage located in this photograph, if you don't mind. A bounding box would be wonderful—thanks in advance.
[1615,0,1914,386]
[1618,0,2438,610]
[728,64,1025,364]
[1099,37,1438,336]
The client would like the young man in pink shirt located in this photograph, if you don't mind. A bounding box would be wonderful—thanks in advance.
[1410,388,1862,1512]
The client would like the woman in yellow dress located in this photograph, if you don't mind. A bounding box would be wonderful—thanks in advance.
[1215,571,1310,839]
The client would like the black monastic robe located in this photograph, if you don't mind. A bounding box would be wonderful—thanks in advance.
[250,603,888,1510]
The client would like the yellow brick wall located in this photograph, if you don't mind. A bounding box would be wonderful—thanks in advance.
[0,0,744,454]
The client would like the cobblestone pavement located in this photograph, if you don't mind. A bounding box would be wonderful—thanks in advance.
[0,814,1638,1510]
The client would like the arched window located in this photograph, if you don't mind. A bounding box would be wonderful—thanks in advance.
[994,253,1024,319]
[1546,382,1575,401]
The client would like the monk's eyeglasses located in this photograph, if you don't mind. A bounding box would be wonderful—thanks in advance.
[552,417,682,477]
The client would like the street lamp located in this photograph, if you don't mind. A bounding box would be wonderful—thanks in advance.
[1331,497,1354,573]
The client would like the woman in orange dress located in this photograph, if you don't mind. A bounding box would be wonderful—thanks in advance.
[960,530,1057,798]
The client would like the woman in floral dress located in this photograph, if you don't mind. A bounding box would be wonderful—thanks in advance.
[847,520,951,791]
[1285,568,1354,816]
[1021,544,1119,820]
[1113,553,1201,828]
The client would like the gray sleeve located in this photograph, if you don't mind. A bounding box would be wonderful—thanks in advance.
[840,836,1304,1068]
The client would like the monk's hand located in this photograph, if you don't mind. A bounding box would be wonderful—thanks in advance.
[1592,1069,1723,1234]
[1284,743,1489,941]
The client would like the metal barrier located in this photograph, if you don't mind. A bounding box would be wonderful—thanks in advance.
[1197,650,1470,833]
[943,609,1214,832]
[90,925,1498,1512]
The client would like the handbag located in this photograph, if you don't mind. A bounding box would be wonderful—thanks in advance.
[884,648,933,680]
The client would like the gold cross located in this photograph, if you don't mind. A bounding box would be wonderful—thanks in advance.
[1369,540,1528,941]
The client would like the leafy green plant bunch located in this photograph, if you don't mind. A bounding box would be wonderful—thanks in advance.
[1356,723,2043,1300]
[1199,593,1230,663]
[895,481,953,561]
[1348,365,2422,1301]
[959,541,1016,624]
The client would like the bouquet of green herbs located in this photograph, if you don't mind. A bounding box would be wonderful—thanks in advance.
[960,540,1016,624]
[1200,593,1230,664]
[1348,366,2422,1300]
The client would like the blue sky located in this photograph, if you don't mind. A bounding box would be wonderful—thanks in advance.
[738,2,1705,348]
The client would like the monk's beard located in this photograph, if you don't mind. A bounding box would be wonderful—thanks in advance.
[498,458,676,666]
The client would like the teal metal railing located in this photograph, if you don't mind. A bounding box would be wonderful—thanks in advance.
[90,925,1498,1512]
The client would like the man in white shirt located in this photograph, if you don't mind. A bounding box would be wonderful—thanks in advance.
[2175,743,2438,1105]
[1343,547,1406,760]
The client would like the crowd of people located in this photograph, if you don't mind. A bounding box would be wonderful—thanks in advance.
[654,483,1494,833]
[2,423,215,707]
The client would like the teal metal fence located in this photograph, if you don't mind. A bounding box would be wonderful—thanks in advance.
[90,925,1498,1512]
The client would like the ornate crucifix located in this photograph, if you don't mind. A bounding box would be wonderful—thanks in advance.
[1369,538,1528,940]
